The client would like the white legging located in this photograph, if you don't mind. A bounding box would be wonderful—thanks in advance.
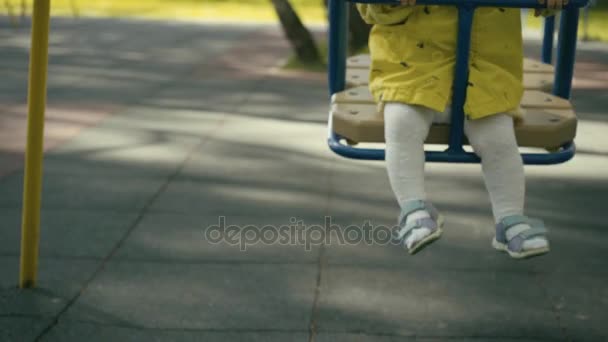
[384,102,525,223]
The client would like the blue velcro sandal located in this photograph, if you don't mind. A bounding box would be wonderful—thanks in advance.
[492,215,550,259]
[395,200,445,255]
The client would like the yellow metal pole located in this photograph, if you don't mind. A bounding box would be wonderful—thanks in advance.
[19,0,51,289]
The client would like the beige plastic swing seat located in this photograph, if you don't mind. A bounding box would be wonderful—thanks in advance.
[331,86,577,150]
[345,54,554,92]
[347,54,554,72]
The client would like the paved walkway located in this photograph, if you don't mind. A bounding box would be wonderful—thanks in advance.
[0,17,607,342]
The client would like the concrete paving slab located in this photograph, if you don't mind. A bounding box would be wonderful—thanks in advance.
[114,213,322,262]
[415,340,548,342]
[516,175,608,273]
[39,154,182,179]
[142,80,255,114]
[0,152,21,178]
[235,79,328,123]
[64,263,317,330]
[148,177,330,217]
[317,265,562,339]
[151,135,333,217]
[39,124,205,179]
[208,114,328,149]
[316,334,547,342]
[0,257,100,317]
[0,316,52,342]
[0,19,257,108]
[171,111,332,198]
[41,321,308,342]
[542,273,608,342]
[0,172,166,211]
[316,334,415,342]
[180,146,332,183]
[51,107,224,155]
[0,209,138,258]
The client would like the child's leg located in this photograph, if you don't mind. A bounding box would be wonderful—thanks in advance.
[464,114,547,251]
[385,102,434,204]
[384,102,436,249]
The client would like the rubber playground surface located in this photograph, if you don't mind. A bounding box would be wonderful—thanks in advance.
[0,16,607,341]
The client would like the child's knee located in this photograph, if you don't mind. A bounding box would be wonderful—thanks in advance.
[465,114,518,157]
[384,103,434,143]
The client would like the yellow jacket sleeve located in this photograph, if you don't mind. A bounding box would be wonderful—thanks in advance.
[356,4,415,25]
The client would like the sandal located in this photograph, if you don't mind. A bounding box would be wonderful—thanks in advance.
[492,215,550,259]
[395,200,445,255]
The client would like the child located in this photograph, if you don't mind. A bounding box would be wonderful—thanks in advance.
[356,0,565,258]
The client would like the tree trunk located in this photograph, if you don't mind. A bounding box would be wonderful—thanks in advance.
[322,0,371,54]
[270,0,321,65]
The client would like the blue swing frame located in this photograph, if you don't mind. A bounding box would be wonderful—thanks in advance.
[327,0,589,164]
[543,16,555,64]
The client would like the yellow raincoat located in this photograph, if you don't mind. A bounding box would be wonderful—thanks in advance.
[357,4,526,120]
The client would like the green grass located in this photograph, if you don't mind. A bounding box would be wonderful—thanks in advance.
[3,1,605,41]
[283,55,328,73]
[525,6,608,42]
[282,38,374,72]
[283,38,328,72]
[1,0,327,24]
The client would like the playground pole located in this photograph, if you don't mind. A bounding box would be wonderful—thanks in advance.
[19,0,51,289]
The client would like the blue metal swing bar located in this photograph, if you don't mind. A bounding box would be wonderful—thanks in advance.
[327,0,588,164]
[543,16,555,64]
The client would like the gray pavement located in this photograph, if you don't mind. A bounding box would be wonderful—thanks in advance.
[1,16,607,342]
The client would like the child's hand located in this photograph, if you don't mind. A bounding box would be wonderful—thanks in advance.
[400,0,417,6]
[534,0,568,16]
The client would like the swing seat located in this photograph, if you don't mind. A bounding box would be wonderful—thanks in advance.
[523,58,555,74]
[346,68,554,92]
[345,55,554,92]
[330,86,576,150]
[523,73,554,92]
[327,0,587,164]
[347,54,554,73]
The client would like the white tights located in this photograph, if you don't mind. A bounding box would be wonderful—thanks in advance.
[384,102,545,249]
